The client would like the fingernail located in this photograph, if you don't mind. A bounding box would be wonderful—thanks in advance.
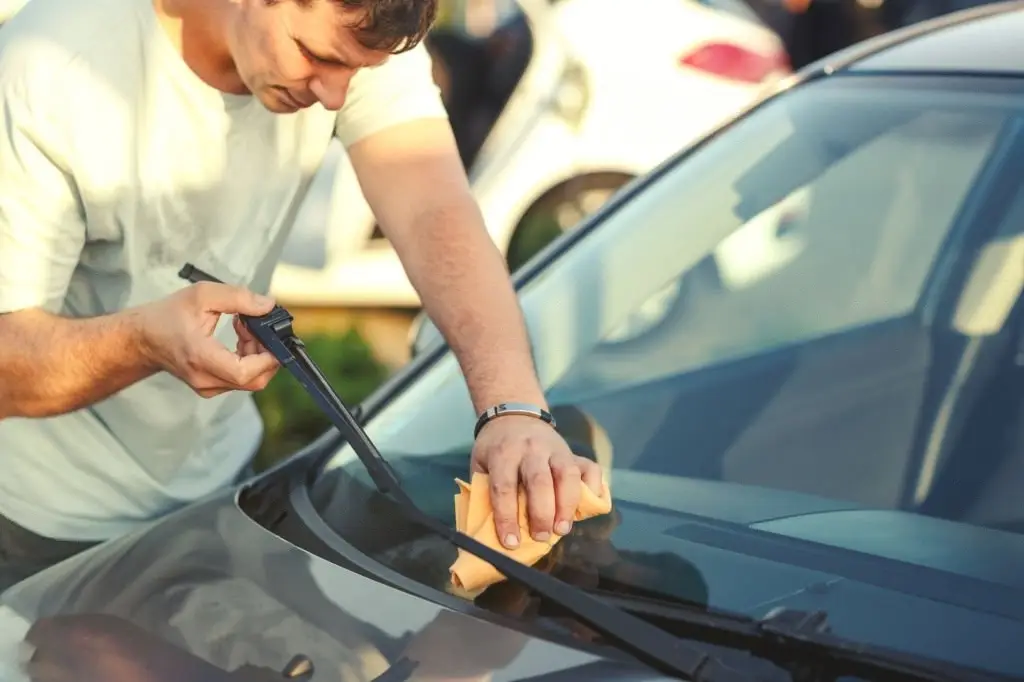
[503,534,519,548]
[555,520,572,535]
[532,531,551,542]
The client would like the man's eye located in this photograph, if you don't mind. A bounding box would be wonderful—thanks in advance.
[296,41,347,68]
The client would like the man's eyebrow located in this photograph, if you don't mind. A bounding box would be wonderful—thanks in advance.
[295,38,348,66]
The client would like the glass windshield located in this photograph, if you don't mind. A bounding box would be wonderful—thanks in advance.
[311,74,1024,677]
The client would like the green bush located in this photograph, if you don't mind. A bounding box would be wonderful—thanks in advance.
[252,328,389,471]
[506,212,563,273]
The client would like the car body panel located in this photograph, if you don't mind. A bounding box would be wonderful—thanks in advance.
[851,1,1024,75]
[3,466,1024,680]
[0,491,636,682]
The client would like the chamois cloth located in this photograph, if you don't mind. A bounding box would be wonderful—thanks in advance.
[449,472,612,591]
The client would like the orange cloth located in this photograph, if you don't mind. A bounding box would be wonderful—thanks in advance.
[449,472,613,592]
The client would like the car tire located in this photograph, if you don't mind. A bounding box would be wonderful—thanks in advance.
[506,173,634,272]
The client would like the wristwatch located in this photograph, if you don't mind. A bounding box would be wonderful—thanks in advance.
[474,402,557,439]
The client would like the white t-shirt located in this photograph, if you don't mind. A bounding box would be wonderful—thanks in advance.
[0,0,448,540]
[0,0,29,24]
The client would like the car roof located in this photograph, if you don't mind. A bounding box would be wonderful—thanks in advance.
[806,2,1024,78]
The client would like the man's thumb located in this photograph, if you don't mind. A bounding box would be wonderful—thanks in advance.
[196,282,275,316]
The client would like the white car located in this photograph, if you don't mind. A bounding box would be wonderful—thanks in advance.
[271,0,791,308]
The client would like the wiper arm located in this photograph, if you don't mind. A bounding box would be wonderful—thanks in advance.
[583,589,1016,682]
[178,264,755,682]
[194,268,409,500]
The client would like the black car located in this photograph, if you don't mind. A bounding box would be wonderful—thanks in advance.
[4,4,1024,681]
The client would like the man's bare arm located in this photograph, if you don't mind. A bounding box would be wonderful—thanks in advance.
[0,283,283,420]
[0,308,155,419]
[348,117,605,548]
[347,118,545,412]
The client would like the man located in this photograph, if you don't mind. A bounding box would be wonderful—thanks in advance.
[0,0,603,590]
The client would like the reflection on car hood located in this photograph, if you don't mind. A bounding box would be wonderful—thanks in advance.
[0,489,672,682]
[2,471,1024,681]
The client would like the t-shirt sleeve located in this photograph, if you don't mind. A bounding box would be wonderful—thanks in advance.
[333,41,449,148]
[0,87,85,315]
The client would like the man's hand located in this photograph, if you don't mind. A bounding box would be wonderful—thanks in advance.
[138,282,281,398]
[471,416,604,549]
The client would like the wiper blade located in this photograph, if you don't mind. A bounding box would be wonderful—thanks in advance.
[584,589,1016,682]
[178,264,755,682]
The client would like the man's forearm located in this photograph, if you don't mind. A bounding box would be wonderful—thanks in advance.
[0,308,156,419]
[394,202,546,413]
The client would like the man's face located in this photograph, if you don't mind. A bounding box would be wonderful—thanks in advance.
[226,0,392,114]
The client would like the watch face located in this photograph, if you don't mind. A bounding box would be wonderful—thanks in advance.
[475,403,555,438]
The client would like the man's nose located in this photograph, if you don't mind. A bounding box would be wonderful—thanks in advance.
[309,74,351,111]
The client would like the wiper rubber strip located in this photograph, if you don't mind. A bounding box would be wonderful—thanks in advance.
[178,263,751,682]
[587,590,1015,682]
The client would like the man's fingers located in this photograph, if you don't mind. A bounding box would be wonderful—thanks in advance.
[239,360,280,392]
[191,337,278,388]
[237,337,263,357]
[196,386,231,399]
[578,456,604,495]
[233,350,280,385]
[192,354,278,397]
[233,314,259,344]
[520,454,556,541]
[550,454,582,536]
[487,457,522,549]
[192,281,275,317]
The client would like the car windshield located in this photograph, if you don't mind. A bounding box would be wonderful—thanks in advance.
[310,74,1024,677]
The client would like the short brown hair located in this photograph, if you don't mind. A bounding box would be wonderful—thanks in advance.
[284,0,438,54]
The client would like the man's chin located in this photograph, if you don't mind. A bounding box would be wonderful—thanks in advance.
[256,94,298,114]
[263,100,299,114]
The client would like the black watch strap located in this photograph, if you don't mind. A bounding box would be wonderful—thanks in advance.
[474,402,557,439]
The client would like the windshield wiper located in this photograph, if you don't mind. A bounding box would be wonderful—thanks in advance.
[179,263,756,682]
[580,589,1016,682]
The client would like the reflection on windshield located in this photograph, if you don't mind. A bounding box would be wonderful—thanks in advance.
[315,75,1024,678]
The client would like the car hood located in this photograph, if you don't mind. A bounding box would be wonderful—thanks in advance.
[2,470,1024,682]
[0,485,674,682]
